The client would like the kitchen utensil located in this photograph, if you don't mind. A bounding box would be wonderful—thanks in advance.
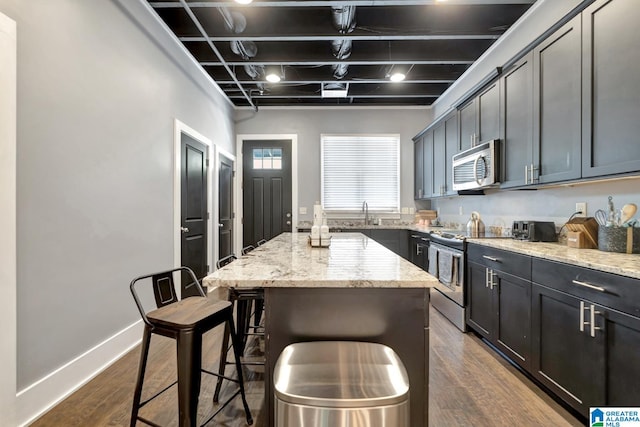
[621,203,637,224]
[607,196,616,226]
[466,211,485,237]
[594,209,608,226]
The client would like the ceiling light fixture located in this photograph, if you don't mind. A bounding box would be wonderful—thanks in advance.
[266,73,281,83]
[234,0,253,4]
[389,72,406,82]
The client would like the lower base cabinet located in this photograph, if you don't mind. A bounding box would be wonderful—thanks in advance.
[532,283,640,415]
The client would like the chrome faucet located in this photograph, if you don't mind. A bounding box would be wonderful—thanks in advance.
[362,201,369,225]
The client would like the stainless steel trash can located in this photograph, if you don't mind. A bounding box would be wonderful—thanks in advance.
[274,341,410,427]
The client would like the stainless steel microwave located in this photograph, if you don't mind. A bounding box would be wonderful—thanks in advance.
[452,139,500,191]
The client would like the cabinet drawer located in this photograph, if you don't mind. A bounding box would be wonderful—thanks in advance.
[532,258,640,318]
[467,243,531,279]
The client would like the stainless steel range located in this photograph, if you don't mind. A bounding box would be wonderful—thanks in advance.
[428,230,467,332]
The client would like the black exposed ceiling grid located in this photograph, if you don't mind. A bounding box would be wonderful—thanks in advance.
[148,1,534,108]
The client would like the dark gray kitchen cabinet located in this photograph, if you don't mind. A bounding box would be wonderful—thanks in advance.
[532,257,640,416]
[409,232,429,270]
[466,244,532,370]
[458,81,500,151]
[413,136,424,199]
[444,112,459,196]
[531,283,606,415]
[422,129,434,199]
[532,15,582,184]
[369,229,409,261]
[582,0,640,177]
[500,52,534,188]
[432,121,446,197]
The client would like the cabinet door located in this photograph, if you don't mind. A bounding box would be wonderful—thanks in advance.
[494,271,531,370]
[477,81,500,142]
[423,130,434,198]
[602,305,640,406]
[531,284,605,416]
[533,15,582,184]
[500,53,534,188]
[414,137,424,199]
[369,229,409,260]
[582,0,640,177]
[432,121,446,197]
[466,261,493,339]
[444,112,459,195]
[459,100,477,151]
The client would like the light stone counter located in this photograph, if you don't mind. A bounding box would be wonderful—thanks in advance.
[203,232,438,289]
[468,238,640,280]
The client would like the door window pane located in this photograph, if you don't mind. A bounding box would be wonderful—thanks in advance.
[252,147,282,169]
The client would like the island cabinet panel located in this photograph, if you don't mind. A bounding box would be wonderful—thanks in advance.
[500,52,534,188]
[466,244,532,369]
[368,229,409,261]
[532,14,582,185]
[531,257,640,416]
[414,137,424,199]
[582,0,640,177]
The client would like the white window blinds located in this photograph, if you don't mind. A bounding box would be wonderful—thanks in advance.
[321,134,400,212]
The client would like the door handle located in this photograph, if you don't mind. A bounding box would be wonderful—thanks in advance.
[218,223,224,228]
[286,212,291,218]
[181,227,189,233]
[286,220,291,225]
[590,304,602,338]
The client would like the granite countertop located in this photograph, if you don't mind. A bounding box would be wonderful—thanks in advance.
[468,238,640,280]
[203,232,439,289]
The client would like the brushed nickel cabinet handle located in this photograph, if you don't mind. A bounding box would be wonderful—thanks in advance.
[482,255,499,262]
[579,300,587,332]
[572,280,606,292]
[590,304,602,338]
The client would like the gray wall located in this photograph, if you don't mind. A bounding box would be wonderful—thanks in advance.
[0,0,235,390]
[235,107,432,222]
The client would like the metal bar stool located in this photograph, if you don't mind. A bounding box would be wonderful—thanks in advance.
[129,267,252,427]
[213,254,265,404]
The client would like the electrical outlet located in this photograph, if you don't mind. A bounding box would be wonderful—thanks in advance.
[299,206,307,215]
[575,202,587,217]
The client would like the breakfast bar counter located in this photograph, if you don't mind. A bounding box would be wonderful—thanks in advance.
[203,232,438,426]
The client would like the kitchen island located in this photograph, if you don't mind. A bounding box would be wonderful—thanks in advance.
[203,232,438,427]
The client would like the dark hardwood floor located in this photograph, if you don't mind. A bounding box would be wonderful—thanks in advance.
[30,306,582,426]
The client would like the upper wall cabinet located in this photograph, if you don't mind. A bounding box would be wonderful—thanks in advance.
[414,136,424,199]
[500,52,534,188]
[533,14,582,185]
[459,82,501,152]
[582,0,640,177]
[444,112,459,196]
[423,129,435,198]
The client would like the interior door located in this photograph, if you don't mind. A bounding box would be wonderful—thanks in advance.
[242,140,292,246]
[180,133,208,297]
[218,153,234,260]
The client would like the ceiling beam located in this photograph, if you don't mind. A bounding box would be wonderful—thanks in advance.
[215,79,456,84]
[227,94,440,99]
[151,1,535,8]
[180,34,500,42]
[202,60,474,66]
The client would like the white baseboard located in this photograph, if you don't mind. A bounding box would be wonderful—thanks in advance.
[16,321,143,427]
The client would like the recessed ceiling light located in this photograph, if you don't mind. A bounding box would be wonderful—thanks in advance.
[266,73,281,83]
[390,72,406,82]
[234,0,253,4]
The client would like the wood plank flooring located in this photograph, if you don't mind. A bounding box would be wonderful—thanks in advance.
[30,307,583,426]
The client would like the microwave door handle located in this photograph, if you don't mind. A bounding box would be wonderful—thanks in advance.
[473,155,483,186]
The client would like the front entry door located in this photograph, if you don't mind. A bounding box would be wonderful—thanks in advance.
[180,133,208,297]
[243,140,292,246]
[218,153,234,260]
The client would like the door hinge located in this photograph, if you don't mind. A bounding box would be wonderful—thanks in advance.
[207,212,210,220]
[232,212,236,219]
[206,159,210,167]
[206,264,209,273]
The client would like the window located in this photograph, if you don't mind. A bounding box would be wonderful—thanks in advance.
[252,147,282,169]
[321,134,400,212]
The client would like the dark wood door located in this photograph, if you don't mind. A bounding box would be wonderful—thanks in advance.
[582,0,640,177]
[459,99,477,151]
[603,306,640,406]
[180,134,208,297]
[242,140,292,247]
[477,81,500,142]
[533,15,582,184]
[218,153,234,261]
[466,261,493,339]
[414,137,424,199]
[500,52,534,188]
[494,271,531,369]
[531,284,605,415]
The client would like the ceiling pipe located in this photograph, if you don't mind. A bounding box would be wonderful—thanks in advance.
[178,0,257,110]
[330,5,356,79]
